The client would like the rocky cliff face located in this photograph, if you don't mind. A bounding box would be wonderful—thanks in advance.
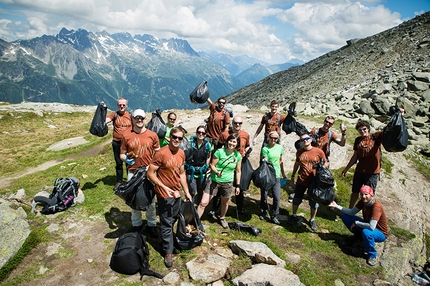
[228,11,430,150]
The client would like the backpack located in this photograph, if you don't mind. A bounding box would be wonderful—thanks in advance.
[89,101,108,137]
[32,177,80,214]
[110,232,163,280]
[224,104,234,118]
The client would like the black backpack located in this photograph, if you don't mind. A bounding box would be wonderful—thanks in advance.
[89,101,108,137]
[110,232,163,280]
[32,177,80,214]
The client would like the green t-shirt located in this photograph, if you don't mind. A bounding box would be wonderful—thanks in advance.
[262,144,284,178]
[211,148,242,183]
[159,125,172,147]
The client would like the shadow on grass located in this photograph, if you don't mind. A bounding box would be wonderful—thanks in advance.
[318,231,364,258]
[82,175,117,191]
[104,207,131,239]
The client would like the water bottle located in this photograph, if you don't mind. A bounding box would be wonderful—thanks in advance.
[412,274,429,285]
[63,195,74,206]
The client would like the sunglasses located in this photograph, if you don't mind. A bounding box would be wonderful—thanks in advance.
[358,127,368,132]
[233,122,243,125]
[197,131,206,135]
[118,104,126,107]
[168,118,176,121]
[171,134,183,141]
[324,120,334,125]
[269,137,278,140]
[300,137,311,142]
[133,116,145,121]
[218,101,226,104]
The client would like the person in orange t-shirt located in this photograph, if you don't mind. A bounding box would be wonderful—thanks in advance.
[205,96,230,146]
[119,109,160,238]
[147,127,192,268]
[106,98,132,189]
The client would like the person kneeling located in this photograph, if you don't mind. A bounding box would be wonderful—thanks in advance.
[329,185,388,266]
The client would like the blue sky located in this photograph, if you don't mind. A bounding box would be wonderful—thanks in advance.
[0,0,428,64]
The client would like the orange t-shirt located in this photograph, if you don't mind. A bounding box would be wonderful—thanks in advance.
[108,111,132,142]
[260,112,286,136]
[206,103,230,139]
[310,128,340,157]
[120,129,160,171]
[356,199,389,237]
[296,147,327,187]
[151,146,186,199]
[353,131,382,174]
[218,129,250,157]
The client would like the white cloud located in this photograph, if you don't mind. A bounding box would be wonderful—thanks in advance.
[0,0,410,63]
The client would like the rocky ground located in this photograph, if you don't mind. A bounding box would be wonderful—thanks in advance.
[1,103,429,285]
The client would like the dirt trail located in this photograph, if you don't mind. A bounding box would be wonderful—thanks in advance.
[0,140,110,189]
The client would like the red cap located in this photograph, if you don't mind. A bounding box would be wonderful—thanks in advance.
[359,185,374,197]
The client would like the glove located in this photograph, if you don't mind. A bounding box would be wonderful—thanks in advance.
[125,156,135,166]
[252,138,257,146]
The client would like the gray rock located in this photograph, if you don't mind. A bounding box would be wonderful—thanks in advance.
[229,240,285,267]
[412,72,430,83]
[0,204,31,269]
[186,254,231,284]
[231,264,305,286]
[358,100,375,115]
[163,271,180,284]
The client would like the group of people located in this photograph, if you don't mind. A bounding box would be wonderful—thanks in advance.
[106,96,401,268]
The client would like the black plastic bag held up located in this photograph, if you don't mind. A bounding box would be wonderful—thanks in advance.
[147,109,166,139]
[189,81,210,104]
[282,114,296,135]
[382,109,408,152]
[252,159,276,192]
[89,101,108,137]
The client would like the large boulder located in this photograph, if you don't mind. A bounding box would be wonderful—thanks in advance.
[0,203,31,269]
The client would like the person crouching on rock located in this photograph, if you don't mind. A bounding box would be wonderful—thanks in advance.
[197,133,242,229]
[328,185,388,267]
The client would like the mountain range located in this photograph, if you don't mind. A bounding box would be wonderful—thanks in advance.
[0,28,298,111]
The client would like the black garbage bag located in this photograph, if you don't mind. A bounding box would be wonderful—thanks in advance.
[382,109,408,152]
[252,160,276,192]
[307,159,335,206]
[179,136,193,160]
[89,101,108,137]
[115,167,155,211]
[175,200,205,250]
[240,156,254,191]
[282,114,296,135]
[190,81,210,104]
[147,109,166,139]
[295,121,309,136]
[228,222,262,236]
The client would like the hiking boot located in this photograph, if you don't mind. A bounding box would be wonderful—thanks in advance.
[219,218,229,229]
[132,224,143,233]
[259,210,268,220]
[271,216,281,225]
[164,253,173,268]
[309,219,318,231]
[147,226,159,238]
[367,257,377,266]
[113,182,122,191]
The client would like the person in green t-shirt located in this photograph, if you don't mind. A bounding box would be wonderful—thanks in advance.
[260,131,287,225]
[197,133,242,229]
[159,112,176,147]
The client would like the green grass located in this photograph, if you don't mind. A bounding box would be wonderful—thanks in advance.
[0,110,425,285]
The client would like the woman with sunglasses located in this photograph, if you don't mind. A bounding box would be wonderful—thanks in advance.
[185,125,212,204]
[289,132,327,231]
[159,112,177,148]
[197,133,242,229]
[259,131,286,225]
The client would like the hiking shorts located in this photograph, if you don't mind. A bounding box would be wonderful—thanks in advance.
[351,173,379,193]
[204,181,234,198]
